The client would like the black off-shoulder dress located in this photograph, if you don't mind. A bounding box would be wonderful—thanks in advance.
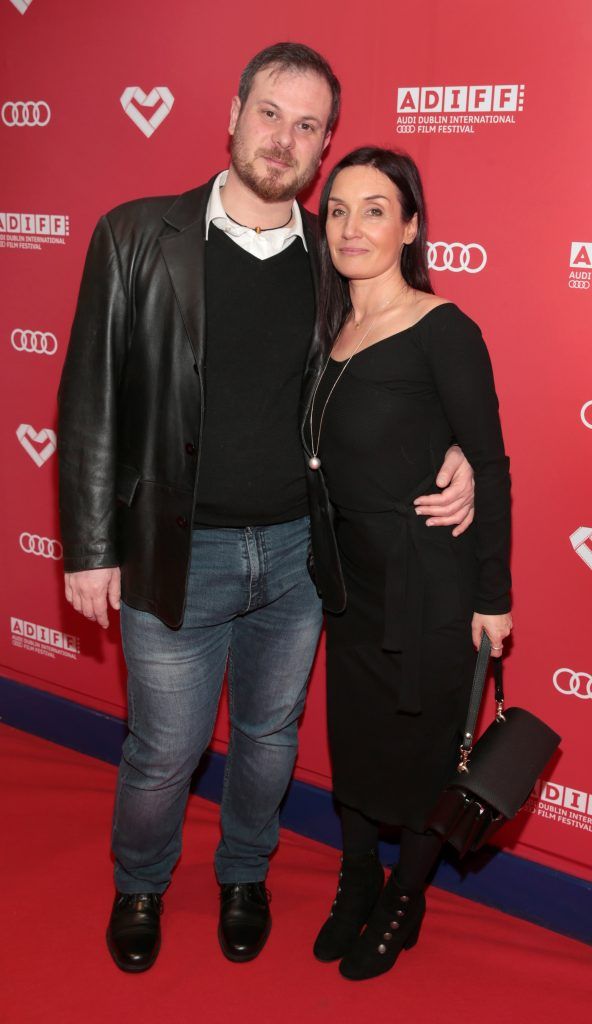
[309,303,511,831]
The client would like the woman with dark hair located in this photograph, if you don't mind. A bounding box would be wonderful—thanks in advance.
[304,148,512,980]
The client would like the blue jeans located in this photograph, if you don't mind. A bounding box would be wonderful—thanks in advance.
[112,516,322,892]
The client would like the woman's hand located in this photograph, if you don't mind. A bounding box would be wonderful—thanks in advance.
[471,612,513,657]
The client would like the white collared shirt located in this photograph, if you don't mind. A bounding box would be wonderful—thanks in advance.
[205,170,308,260]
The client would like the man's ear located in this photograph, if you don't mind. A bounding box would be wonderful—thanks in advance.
[229,95,241,136]
[321,129,332,154]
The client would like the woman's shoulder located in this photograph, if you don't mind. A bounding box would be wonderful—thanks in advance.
[415,294,452,315]
[415,296,482,341]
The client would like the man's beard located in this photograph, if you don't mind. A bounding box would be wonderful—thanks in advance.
[230,126,319,202]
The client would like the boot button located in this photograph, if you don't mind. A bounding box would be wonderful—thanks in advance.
[377,944,387,954]
[383,932,392,941]
[396,909,404,917]
[400,895,410,903]
[389,921,400,929]
[185,442,196,455]
[176,516,188,528]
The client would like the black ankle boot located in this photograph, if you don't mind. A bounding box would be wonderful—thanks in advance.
[339,872,425,981]
[313,850,384,963]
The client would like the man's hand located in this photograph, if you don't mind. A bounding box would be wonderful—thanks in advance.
[414,445,474,537]
[64,567,121,629]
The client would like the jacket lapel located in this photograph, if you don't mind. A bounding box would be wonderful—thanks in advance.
[301,205,320,304]
[158,176,218,369]
[299,206,325,416]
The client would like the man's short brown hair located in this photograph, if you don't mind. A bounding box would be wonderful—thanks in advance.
[238,42,341,133]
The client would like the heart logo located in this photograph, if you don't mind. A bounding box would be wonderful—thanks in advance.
[570,526,592,571]
[120,86,175,138]
[10,0,34,14]
[17,424,57,467]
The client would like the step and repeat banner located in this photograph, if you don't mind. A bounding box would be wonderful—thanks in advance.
[2,0,591,881]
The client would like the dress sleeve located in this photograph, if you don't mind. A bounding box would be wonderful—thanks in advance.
[422,304,511,613]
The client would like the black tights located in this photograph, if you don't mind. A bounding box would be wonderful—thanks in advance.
[340,803,443,893]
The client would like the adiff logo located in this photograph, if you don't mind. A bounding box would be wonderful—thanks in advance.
[570,242,592,268]
[532,779,592,816]
[0,212,68,235]
[525,779,592,832]
[397,85,525,113]
[396,84,525,135]
[568,242,591,290]
[0,212,69,252]
[10,616,80,661]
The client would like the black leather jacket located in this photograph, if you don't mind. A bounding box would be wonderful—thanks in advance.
[57,175,326,628]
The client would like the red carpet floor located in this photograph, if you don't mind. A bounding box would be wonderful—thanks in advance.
[2,724,590,1024]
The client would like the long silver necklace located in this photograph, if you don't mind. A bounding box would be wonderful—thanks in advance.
[307,317,377,471]
[307,288,407,471]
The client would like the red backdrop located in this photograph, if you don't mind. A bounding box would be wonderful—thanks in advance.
[2,0,591,882]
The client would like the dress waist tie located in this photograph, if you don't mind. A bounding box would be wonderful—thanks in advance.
[382,473,437,715]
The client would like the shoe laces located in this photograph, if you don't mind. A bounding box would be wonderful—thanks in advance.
[117,892,163,913]
[219,882,271,903]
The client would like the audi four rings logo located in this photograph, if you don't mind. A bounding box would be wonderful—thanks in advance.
[553,668,592,700]
[11,329,58,355]
[2,102,51,127]
[427,242,487,273]
[19,533,63,560]
[581,401,592,429]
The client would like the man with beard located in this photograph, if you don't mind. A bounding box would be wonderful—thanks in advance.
[58,43,474,973]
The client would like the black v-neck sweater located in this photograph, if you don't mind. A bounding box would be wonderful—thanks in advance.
[194,226,315,526]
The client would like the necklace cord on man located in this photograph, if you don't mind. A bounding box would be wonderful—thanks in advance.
[224,209,293,234]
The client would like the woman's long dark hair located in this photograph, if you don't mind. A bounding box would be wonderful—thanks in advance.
[317,147,433,352]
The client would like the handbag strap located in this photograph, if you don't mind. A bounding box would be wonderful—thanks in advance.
[458,633,504,771]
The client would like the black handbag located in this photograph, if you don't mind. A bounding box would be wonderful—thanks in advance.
[427,634,561,857]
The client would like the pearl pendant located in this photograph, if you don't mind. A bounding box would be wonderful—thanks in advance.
[309,456,322,470]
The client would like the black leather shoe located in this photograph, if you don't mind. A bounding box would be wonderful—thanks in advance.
[106,892,163,972]
[218,882,271,962]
